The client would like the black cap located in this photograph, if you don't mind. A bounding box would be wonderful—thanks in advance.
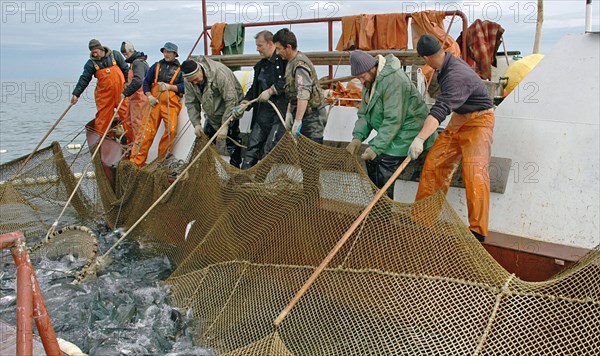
[416,34,442,56]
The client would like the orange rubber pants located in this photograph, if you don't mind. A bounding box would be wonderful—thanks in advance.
[415,109,495,236]
[94,64,128,136]
[124,69,148,143]
[130,87,180,167]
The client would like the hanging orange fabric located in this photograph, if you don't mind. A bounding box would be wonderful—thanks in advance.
[130,64,181,167]
[211,22,226,54]
[415,109,495,237]
[335,16,360,51]
[93,59,128,136]
[124,68,148,144]
[326,81,362,108]
[375,14,409,50]
[411,11,461,81]
[358,14,376,50]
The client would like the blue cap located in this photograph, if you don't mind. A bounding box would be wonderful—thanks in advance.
[160,42,179,57]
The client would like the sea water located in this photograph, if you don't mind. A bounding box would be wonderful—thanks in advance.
[0,79,99,164]
[0,80,213,354]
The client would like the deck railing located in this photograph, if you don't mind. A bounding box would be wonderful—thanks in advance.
[0,231,61,356]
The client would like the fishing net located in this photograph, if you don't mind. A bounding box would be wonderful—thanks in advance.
[1,134,599,354]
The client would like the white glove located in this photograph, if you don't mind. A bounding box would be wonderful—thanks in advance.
[408,136,425,160]
[292,119,302,137]
[361,147,377,161]
[258,88,272,102]
[158,82,169,92]
[148,95,158,107]
[346,138,362,155]
[285,112,293,130]
[232,105,245,120]
[194,125,203,137]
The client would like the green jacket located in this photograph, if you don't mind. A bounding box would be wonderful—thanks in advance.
[352,54,437,156]
[185,56,243,130]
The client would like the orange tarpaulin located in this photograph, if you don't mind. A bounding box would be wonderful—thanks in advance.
[211,22,226,55]
[336,14,409,51]
[326,81,362,108]
[375,13,409,50]
[411,10,461,81]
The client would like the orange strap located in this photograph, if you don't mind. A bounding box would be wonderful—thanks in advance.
[153,63,181,85]
[169,68,181,85]
[93,51,116,71]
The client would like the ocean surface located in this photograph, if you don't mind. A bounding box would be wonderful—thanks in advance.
[0,80,100,164]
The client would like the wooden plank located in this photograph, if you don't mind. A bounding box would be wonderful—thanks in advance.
[202,50,425,68]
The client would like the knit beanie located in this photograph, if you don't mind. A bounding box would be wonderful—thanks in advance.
[350,50,377,76]
[181,59,201,78]
[88,39,103,51]
[416,34,442,56]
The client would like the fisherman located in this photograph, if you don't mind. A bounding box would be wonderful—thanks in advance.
[181,56,244,168]
[273,28,326,143]
[345,50,437,199]
[120,41,149,145]
[130,42,184,168]
[409,34,495,242]
[71,39,129,138]
[238,30,288,169]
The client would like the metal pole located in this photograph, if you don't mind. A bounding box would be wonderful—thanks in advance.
[586,0,593,32]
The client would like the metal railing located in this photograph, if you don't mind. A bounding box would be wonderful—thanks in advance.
[0,231,61,356]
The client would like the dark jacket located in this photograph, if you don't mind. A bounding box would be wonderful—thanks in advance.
[72,47,129,97]
[123,51,149,97]
[429,52,493,123]
[143,59,185,95]
[244,52,288,125]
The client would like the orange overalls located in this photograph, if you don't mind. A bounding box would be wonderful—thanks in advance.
[130,64,181,167]
[93,53,128,136]
[125,64,149,144]
[415,109,495,237]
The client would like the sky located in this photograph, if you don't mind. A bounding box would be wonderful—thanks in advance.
[0,0,599,82]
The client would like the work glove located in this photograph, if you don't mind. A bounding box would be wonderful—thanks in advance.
[232,105,245,120]
[292,119,302,138]
[257,88,272,102]
[148,95,158,107]
[216,123,229,142]
[158,82,169,92]
[285,112,294,130]
[346,138,362,155]
[361,147,377,161]
[408,136,425,160]
[194,125,203,137]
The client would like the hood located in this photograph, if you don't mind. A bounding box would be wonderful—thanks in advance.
[377,54,401,78]
[126,51,147,63]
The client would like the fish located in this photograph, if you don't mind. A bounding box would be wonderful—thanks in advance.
[184,220,196,241]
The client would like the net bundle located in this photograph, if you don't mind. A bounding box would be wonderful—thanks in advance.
[1,134,599,354]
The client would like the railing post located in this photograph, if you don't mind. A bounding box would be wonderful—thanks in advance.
[1,231,62,356]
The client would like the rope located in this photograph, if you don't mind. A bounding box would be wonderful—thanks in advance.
[44,98,126,242]
[74,108,242,283]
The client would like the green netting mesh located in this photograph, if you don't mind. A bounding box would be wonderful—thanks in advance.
[1,134,598,354]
